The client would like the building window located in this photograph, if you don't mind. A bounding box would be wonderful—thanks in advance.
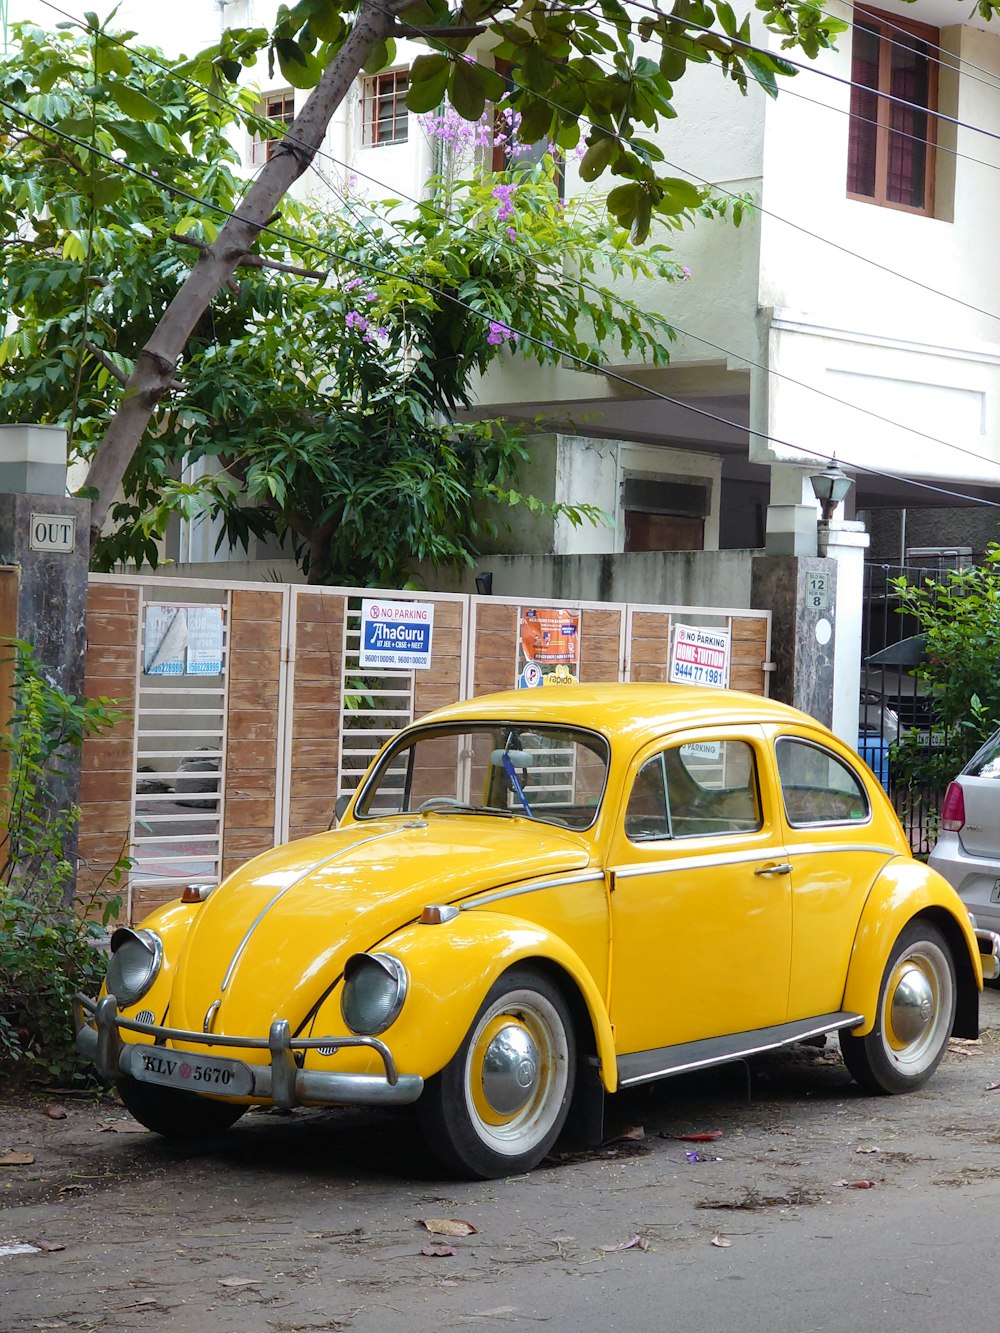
[361,70,409,147]
[847,7,937,214]
[251,91,295,165]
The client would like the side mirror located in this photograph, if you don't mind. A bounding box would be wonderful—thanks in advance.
[331,794,351,828]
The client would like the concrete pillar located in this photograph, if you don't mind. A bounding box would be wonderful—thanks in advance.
[764,464,821,558]
[0,425,91,904]
[819,519,870,746]
[751,553,837,727]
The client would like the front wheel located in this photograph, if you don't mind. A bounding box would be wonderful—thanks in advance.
[416,967,576,1179]
[839,920,956,1094]
[117,1075,246,1139]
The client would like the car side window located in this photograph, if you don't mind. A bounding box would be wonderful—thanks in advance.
[625,740,762,842]
[775,737,870,825]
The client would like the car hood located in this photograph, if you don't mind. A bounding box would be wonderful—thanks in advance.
[167,816,593,1038]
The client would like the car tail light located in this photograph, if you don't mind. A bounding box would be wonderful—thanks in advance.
[940,782,965,832]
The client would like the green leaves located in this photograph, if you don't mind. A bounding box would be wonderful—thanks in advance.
[407,53,451,113]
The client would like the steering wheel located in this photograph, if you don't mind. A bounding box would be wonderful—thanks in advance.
[417,796,475,813]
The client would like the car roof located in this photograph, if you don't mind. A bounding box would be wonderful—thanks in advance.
[419,683,825,746]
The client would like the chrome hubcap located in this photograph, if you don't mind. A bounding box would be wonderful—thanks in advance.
[890,963,934,1046]
[482,1023,539,1115]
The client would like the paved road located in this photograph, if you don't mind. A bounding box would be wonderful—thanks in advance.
[3,990,1000,1332]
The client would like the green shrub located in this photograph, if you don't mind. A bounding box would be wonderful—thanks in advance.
[0,641,130,1083]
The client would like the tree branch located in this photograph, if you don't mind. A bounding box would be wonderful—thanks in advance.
[81,0,398,554]
[83,340,184,391]
[170,232,330,281]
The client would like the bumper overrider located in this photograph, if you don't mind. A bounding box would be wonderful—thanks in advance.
[975,927,1000,982]
[73,993,425,1111]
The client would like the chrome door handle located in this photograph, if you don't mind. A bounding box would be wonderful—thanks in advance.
[755,862,792,876]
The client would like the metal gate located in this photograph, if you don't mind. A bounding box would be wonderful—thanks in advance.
[80,576,770,924]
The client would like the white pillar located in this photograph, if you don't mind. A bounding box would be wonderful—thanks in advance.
[818,519,870,746]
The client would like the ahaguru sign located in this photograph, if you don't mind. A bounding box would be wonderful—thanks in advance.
[359,599,435,671]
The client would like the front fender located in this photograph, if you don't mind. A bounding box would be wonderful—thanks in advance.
[308,911,619,1092]
[842,857,982,1036]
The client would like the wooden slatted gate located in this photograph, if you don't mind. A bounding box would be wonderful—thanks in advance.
[79,576,770,925]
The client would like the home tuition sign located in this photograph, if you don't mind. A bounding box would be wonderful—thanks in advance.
[360,599,434,670]
[668,623,731,688]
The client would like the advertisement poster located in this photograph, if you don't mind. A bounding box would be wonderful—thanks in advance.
[360,599,434,670]
[668,623,731,689]
[144,605,224,676]
[517,607,580,687]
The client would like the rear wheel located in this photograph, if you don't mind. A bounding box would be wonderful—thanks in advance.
[117,1075,246,1139]
[417,967,576,1179]
[840,920,956,1094]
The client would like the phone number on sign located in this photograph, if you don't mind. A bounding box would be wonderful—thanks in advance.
[671,661,726,687]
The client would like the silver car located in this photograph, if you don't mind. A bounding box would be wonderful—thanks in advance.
[929,729,1000,934]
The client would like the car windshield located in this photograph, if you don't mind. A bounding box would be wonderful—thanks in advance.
[354,722,610,831]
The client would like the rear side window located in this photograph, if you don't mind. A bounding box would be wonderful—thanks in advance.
[776,738,870,825]
[625,739,761,841]
[966,729,1000,779]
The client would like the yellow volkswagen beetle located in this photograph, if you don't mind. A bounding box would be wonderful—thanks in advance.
[75,684,1000,1179]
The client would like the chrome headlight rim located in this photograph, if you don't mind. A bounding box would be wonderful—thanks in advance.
[341,952,408,1036]
[106,927,163,1009]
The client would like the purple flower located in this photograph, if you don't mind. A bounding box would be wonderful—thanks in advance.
[492,183,515,224]
[346,309,369,334]
[507,227,517,242]
[487,321,517,347]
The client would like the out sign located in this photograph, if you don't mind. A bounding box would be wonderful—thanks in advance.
[29,513,76,553]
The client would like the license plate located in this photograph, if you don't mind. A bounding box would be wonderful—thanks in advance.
[991,881,1000,904]
[129,1044,253,1096]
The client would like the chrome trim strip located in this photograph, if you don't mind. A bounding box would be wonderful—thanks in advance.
[220,829,404,992]
[462,869,605,910]
[613,843,898,880]
[617,1013,864,1088]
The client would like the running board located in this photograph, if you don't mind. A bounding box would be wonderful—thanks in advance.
[616,1012,864,1089]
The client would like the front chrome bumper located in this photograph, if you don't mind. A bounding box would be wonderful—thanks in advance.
[73,993,424,1110]
[974,928,1000,982]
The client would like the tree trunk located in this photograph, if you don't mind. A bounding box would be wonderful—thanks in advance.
[82,0,397,555]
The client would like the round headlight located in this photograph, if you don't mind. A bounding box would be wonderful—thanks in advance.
[341,953,407,1035]
[106,928,163,1008]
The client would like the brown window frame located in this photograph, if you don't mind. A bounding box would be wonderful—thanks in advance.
[361,69,409,148]
[847,6,938,217]
[252,91,295,165]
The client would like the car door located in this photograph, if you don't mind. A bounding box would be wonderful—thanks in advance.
[606,726,792,1056]
[767,728,902,1022]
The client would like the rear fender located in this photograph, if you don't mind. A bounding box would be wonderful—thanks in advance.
[308,911,619,1091]
[842,858,981,1037]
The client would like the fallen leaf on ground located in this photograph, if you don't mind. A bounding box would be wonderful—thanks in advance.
[711,1234,733,1248]
[0,1151,35,1166]
[99,1119,147,1134]
[604,1125,645,1144]
[855,1146,880,1154]
[42,1106,67,1121]
[836,1179,877,1189]
[420,1244,458,1257]
[601,1234,649,1252]
[127,1298,158,1308]
[55,1184,86,1195]
[665,1131,723,1142]
[36,1240,66,1253]
[420,1218,477,1237]
[219,1277,261,1288]
[986,1081,1000,1091]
